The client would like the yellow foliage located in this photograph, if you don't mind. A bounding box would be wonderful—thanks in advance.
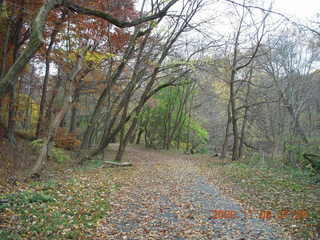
[0,3,9,19]
[85,51,116,63]
[0,93,40,127]
[67,50,116,66]
[213,80,229,102]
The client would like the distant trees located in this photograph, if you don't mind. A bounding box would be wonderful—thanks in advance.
[137,79,208,152]
[193,1,320,170]
[203,21,320,169]
[254,31,320,166]
[208,2,271,160]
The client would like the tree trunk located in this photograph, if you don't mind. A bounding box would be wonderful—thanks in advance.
[221,100,231,158]
[238,76,252,159]
[69,88,80,133]
[136,129,143,144]
[30,103,71,176]
[115,111,139,162]
[7,85,17,144]
[238,109,248,160]
[46,69,63,127]
[36,23,62,138]
[4,5,25,143]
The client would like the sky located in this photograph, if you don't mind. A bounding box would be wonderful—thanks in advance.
[273,0,320,19]
[135,0,320,28]
[137,0,320,19]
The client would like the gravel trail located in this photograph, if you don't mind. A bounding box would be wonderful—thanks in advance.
[97,147,285,240]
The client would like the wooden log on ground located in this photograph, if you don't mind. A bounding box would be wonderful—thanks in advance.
[103,161,132,168]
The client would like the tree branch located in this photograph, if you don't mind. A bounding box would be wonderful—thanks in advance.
[64,0,179,28]
[0,0,63,98]
[235,100,279,111]
[224,0,320,37]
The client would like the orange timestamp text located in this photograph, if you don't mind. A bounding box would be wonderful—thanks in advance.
[209,209,308,220]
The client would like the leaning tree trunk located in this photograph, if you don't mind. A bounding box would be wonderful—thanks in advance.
[30,97,72,176]
[80,42,136,150]
[136,129,143,144]
[29,81,75,176]
[0,0,65,98]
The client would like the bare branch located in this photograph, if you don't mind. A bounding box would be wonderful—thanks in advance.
[64,0,179,28]
[223,0,320,37]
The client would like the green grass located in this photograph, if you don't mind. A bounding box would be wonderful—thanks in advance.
[77,158,105,171]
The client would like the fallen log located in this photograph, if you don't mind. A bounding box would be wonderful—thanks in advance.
[103,161,132,167]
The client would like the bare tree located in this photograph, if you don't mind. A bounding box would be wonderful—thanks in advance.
[220,1,270,160]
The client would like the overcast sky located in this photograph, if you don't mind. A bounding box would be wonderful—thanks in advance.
[273,0,320,19]
[135,0,319,21]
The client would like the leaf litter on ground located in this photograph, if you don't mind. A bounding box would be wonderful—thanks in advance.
[1,145,319,239]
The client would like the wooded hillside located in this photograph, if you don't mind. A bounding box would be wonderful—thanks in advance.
[0,0,319,178]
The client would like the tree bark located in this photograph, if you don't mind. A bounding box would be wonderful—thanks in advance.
[238,70,252,159]
[136,129,143,144]
[6,84,17,144]
[69,88,80,133]
[221,100,231,158]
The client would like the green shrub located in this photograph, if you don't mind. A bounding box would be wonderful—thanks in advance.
[31,139,71,163]
[51,147,71,163]
[0,191,56,213]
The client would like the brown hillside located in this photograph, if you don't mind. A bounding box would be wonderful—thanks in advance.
[0,126,37,188]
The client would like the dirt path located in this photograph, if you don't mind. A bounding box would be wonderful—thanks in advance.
[95,146,284,240]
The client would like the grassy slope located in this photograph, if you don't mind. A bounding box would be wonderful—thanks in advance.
[198,157,320,240]
[0,137,116,240]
